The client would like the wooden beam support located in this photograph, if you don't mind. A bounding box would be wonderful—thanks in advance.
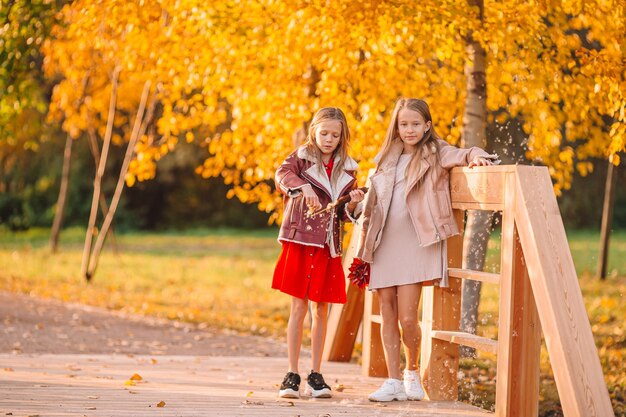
[514,165,614,417]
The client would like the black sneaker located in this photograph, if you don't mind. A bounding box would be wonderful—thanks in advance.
[304,371,332,398]
[278,372,301,398]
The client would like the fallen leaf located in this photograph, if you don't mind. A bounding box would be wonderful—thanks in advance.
[87,396,99,399]
[241,399,264,405]
[246,391,254,397]
[129,373,143,381]
[277,401,295,407]
[4,368,14,372]
[156,401,166,407]
[86,407,96,410]
[124,381,136,386]
[150,358,158,364]
[334,383,345,392]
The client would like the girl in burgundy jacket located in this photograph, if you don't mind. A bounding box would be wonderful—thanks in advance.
[272,107,365,399]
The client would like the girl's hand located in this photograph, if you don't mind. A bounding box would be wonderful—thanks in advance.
[348,188,365,204]
[468,156,494,168]
[301,184,321,211]
[346,188,365,212]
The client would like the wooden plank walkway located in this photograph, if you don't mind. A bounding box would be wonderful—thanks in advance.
[0,354,491,416]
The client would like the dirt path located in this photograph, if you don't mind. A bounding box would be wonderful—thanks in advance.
[0,291,295,357]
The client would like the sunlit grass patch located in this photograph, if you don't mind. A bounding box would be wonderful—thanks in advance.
[0,227,289,337]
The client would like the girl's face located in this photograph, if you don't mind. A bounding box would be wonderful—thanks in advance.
[314,120,342,160]
[397,108,431,152]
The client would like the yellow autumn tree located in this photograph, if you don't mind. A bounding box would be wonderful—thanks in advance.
[44,0,230,278]
[46,0,624,223]
[194,0,624,218]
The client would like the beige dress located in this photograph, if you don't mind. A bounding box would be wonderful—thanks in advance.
[369,154,448,290]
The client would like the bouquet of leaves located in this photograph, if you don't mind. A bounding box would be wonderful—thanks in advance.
[348,257,370,289]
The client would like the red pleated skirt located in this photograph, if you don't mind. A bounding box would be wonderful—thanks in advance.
[272,241,346,304]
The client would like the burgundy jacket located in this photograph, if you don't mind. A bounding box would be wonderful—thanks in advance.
[275,146,359,258]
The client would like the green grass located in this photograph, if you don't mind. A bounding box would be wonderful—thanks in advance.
[1,226,624,415]
[481,228,626,277]
[0,226,286,336]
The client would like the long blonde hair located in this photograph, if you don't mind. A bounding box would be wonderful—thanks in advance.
[302,107,351,183]
[377,98,441,187]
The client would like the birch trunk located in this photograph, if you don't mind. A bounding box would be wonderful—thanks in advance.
[597,160,617,279]
[49,133,73,253]
[86,117,119,253]
[87,81,152,280]
[460,0,492,357]
[81,67,120,281]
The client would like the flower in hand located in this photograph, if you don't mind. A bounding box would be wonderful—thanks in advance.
[348,258,370,289]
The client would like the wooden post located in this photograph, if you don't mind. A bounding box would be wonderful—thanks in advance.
[597,160,617,279]
[323,283,364,362]
[361,290,387,376]
[515,165,614,417]
[495,172,541,417]
[421,209,463,400]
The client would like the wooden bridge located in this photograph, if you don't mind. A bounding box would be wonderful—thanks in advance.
[0,353,491,416]
[325,165,614,417]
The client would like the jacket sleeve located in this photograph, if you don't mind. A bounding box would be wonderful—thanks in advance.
[438,140,499,169]
[339,180,362,223]
[275,151,308,197]
[355,187,376,262]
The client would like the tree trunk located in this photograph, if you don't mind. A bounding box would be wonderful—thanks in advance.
[49,133,73,253]
[460,0,492,358]
[86,117,119,254]
[87,81,152,280]
[81,67,120,281]
[597,160,617,279]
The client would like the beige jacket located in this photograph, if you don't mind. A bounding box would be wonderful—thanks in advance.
[355,139,497,263]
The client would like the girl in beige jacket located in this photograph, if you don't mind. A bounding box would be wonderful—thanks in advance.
[356,98,497,402]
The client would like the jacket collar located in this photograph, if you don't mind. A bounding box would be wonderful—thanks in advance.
[297,145,357,200]
[373,139,438,167]
[371,139,439,200]
[297,145,358,170]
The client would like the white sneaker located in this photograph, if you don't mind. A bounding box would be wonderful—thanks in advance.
[368,378,407,402]
[403,369,425,401]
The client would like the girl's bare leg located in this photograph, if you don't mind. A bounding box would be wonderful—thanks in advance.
[287,296,309,373]
[397,283,423,371]
[377,286,401,380]
[310,301,329,372]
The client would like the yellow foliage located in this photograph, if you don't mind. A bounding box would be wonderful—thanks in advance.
[44,0,625,216]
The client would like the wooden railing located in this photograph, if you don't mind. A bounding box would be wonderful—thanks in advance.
[324,165,614,417]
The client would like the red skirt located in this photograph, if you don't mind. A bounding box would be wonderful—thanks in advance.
[272,242,346,304]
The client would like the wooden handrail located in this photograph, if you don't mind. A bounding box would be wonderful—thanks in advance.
[325,165,614,417]
[447,268,500,284]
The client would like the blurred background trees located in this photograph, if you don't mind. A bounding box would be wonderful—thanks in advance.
[1,0,623,234]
